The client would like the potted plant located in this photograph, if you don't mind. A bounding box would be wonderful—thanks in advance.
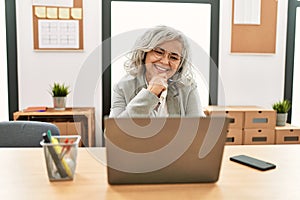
[50,82,70,110]
[272,99,291,126]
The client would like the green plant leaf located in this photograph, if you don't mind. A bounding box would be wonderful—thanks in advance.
[49,82,70,97]
[272,99,291,113]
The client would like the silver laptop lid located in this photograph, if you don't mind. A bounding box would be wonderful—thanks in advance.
[104,116,230,184]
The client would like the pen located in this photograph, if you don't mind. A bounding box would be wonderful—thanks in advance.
[42,132,68,178]
[60,139,71,159]
[61,138,69,152]
[43,132,51,143]
[47,130,52,142]
[48,134,73,177]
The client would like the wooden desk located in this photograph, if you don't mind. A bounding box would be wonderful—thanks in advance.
[1,145,299,199]
[13,107,95,147]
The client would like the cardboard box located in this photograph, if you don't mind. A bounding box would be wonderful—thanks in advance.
[52,122,81,135]
[244,109,276,129]
[53,122,83,146]
[205,106,244,129]
[275,124,300,144]
[205,105,276,129]
[243,129,275,145]
[53,122,68,135]
[67,122,82,135]
[225,129,243,145]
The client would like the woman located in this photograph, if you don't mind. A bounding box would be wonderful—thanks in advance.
[109,25,205,117]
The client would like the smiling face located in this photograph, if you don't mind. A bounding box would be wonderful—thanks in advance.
[144,39,183,83]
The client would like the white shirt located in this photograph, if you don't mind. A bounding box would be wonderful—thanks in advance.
[155,89,169,117]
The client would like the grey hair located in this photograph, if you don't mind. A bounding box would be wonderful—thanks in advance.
[124,25,194,86]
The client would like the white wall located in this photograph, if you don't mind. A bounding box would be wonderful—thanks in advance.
[109,0,289,110]
[219,0,288,108]
[292,7,300,126]
[0,0,9,121]
[15,0,289,145]
[16,0,102,146]
[111,2,211,108]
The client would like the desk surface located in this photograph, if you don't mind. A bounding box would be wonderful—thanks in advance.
[1,145,299,200]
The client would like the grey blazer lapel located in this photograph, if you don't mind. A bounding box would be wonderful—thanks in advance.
[131,75,147,98]
[166,87,180,116]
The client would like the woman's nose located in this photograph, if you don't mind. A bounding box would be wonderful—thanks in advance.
[159,53,170,65]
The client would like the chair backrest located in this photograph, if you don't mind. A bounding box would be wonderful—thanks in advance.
[0,121,60,147]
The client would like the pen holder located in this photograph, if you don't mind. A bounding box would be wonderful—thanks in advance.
[40,135,81,181]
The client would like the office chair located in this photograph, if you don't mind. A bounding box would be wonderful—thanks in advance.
[0,121,60,147]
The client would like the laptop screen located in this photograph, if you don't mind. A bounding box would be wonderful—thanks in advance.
[104,116,230,184]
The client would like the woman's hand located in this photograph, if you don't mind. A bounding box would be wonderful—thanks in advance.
[147,74,168,97]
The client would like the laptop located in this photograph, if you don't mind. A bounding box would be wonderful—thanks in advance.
[104,116,230,185]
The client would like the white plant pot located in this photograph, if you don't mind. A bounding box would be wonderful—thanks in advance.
[276,113,288,126]
[53,97,66,110]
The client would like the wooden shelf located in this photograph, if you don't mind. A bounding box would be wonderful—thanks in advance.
[14,107,95,147]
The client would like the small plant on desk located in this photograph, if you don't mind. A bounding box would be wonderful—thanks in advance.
[272,99,291,126]
[50,82,71,110]
[50,82,70,97]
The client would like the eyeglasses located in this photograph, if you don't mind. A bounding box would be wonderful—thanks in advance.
[151,47,182,65]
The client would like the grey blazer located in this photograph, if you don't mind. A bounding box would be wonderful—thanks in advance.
[109,74,205,117]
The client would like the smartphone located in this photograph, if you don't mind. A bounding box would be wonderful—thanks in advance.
[230,155,276,171]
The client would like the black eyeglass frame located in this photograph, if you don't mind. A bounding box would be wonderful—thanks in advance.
[151,46,182,65]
